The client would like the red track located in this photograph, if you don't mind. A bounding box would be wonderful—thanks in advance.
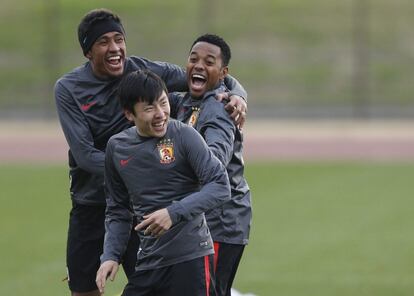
[1,120,414,164]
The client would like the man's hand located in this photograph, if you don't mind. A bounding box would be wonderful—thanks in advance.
[135,208,172,237]
[96,260,119,294]
[216,93,247,129]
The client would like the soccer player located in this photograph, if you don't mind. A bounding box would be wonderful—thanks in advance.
[169,34,252,296]
[96,69,230,296]
[54,8,247,296]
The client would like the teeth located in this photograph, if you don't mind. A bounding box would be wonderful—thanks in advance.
[192,74,205,80]
[108,56,120,61]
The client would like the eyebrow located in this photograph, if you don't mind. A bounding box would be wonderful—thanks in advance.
[97,33,124,41]
[158,94,168,101]
[190,52,216,59]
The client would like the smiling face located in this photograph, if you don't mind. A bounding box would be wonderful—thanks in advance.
[186,41,228,98]
[86,31,126,79]
[124,91,170,138]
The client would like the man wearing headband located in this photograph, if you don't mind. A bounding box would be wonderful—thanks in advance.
[54,8,248,296]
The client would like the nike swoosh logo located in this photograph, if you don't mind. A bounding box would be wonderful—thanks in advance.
[81,101,97,111]
[120,157,132,167]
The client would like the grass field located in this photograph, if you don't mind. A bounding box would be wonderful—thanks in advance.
[1,162,414,295]
[1,0,414,114]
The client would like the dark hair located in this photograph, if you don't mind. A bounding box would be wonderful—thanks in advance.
[117,70,168,114]
[77,8,125,55]
[190,34,231,67]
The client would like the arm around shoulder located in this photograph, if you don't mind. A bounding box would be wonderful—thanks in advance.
[54,80,105,175]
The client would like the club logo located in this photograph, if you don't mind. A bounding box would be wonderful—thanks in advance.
[157,139,175,164]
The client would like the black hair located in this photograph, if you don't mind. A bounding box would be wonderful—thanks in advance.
[190,34,231,67]
[77,8,125,55]
[117,70,168,115]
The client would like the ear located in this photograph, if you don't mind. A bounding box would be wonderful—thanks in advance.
[85,51,92,59]
[220,66,229,80]
[124,109,134,122]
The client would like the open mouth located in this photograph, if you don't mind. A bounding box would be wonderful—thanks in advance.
[106,55,122,67]
[152,120,167,132]
[191,74,207,89]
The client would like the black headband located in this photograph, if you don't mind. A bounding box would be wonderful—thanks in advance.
[79,19,125,55]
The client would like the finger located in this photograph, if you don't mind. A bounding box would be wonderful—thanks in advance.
[144,225,152,235]
[238,115,246,130]
[96,273,106,294]
[237,99,247,111]
[236,110,246,123]
[224,102,236,111]
[136,218,152,231]
[230,106,239,119]
[150,224,164,236]
[109,266,118,281]
[216,92,229,102]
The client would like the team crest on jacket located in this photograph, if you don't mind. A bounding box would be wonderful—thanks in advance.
[157,139,175,164]
[187,107,201,127]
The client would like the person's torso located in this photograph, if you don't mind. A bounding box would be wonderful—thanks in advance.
[175,91,252,245]
[110,120,214,270]
[59,57,182,205]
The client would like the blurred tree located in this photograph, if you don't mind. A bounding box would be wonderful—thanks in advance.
[43,0,61,114]
[352,0,371,118]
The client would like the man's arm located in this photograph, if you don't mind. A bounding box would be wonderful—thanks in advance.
[223,74,247,101]
[101,140,134,263]
[54,80,105,175]
[200,102,236,167]
[167,92,183,119]
[166,127,231,224]
[136,127,230,236]
[96,139,133,292]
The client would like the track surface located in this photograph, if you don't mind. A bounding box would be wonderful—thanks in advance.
[1,119,414,163]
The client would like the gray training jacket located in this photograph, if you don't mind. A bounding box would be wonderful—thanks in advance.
[54,56,246,205]
[170,87,252,245]
[102,120,231,271]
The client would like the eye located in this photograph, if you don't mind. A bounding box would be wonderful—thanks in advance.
[97,39,107,46]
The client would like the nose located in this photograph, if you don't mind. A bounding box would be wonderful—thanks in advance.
[154,105,164,118]
[108,39,120,51]
[194,60,204,71]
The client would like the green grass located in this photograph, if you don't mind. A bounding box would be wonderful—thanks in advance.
[1,162,414,295]
[1,0,414,113]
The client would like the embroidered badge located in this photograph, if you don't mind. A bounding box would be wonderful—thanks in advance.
[187,107,200,127]
[157,139,176,164]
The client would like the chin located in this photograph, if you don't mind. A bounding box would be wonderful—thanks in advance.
[110,70,124,78]
[153,129,167,138]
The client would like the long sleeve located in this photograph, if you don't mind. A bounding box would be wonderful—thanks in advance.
[54,80,105,176]
[101,140,133,263]
[168,92,184,119]
[199,101,236,166]
[224,74,248,101]
[167,127,231,224]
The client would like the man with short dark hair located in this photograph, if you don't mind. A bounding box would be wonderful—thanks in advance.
[55,8,248,296]
[169,34,252,296]
[96,69,230,296]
